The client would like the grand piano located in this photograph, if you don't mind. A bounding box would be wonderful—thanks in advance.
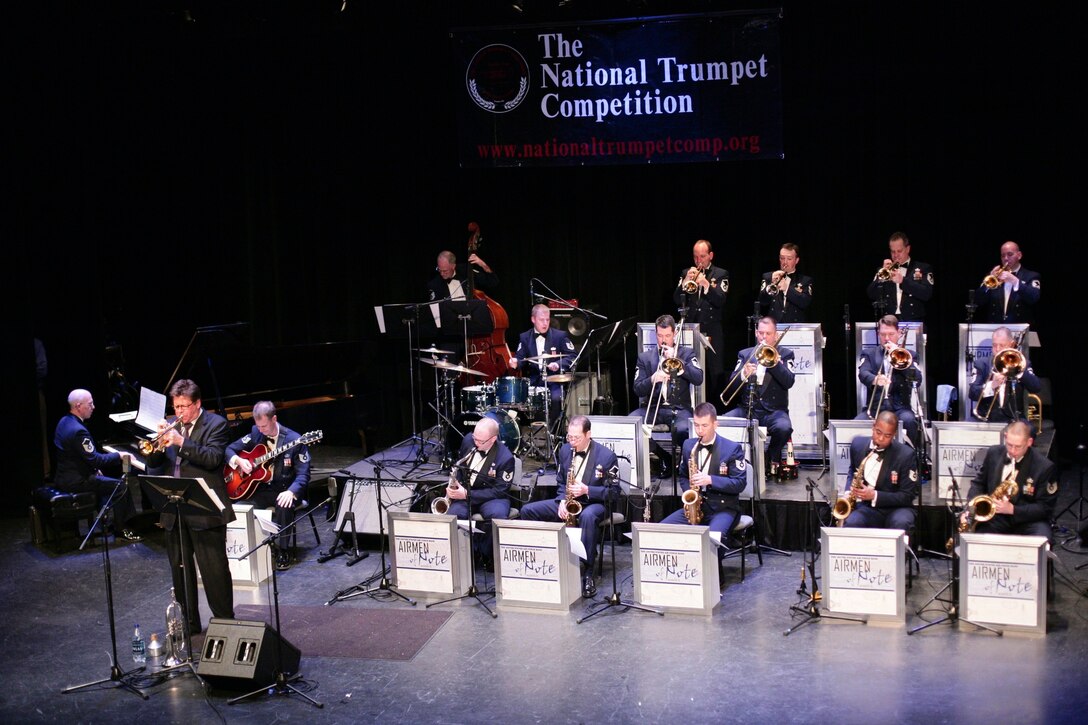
[105,323,368,470]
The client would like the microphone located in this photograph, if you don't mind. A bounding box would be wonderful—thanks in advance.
[967,289,975,306]
[752,301,760,322]
[843,304,851,333]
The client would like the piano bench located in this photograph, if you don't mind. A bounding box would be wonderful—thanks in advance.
[30,487,99,551]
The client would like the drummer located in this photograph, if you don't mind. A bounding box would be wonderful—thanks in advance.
[509,304,577,425]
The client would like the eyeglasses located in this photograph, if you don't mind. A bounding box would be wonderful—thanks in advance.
[472,434,495,446]
[173,402,196,411]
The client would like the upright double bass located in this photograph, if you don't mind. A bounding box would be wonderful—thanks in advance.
[464,221,513,383]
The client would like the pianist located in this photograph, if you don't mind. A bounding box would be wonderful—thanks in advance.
[53,389,142,541]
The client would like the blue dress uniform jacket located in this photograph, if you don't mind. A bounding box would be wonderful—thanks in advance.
[966,444,1057,539]
[679,435,747,514]
[975,266,1040,325]
[225,424,312,499]
[632,345,704,410]
[53,413,122,485]
[723,345,796,412]
[758,271,814,323]
[846,436,919,510]
[867,260,934,321]
[968,355,1041,423]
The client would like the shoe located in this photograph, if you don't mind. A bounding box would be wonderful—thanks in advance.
[275,552,292,571]
[582,575,597,599]
[120,529,143,542]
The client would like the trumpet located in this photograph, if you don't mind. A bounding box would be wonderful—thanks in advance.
[866,344,913,418]
[767,269,788,293]
[138,418,185,456]
[973,347,1026,421]
[681,450,703,525]
[431,473,461,515]
[875,261,902,282]
[982,265,1010,289]
[562,464,582,525]
[719,327,788,409]
[680,266,705,295]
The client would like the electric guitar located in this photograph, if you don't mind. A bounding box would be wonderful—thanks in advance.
[225,430,323,500]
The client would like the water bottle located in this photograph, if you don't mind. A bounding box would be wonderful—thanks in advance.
[165,587,188,664]
[131,623,146,665]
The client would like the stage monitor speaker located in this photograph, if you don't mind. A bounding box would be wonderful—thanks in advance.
[551,309,589,343]
[195,618,300,689]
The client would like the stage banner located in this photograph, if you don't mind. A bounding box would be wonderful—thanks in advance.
[451,10,783,167]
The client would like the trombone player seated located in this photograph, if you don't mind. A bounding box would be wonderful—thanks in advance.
[660,403,747,552]
[960,421,1056,541]
[835,412,918,530]
[856,314,922,449]
[968,326,1041,429]
[630,314,704,460]
[518,415,619,599]
[721,316,795,477]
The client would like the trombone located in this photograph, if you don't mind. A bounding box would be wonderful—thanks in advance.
[719,326,789,409]
[865,339,913,419]
[972,345,1027,421]
[644,343,686,427]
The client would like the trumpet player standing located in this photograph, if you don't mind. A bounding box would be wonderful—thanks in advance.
[866,231,933,321]
[519,416,619,598]
[660,403,747,545]
[673,239,728,401]
[856,315,922,449]
[757,243,813,323]
[722,316,795,476]
[968,327,1041,427]
[975,240,1041,325]
[961,421,1056,540]
[840,412,918,530]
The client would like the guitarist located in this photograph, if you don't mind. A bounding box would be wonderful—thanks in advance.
[225,401,312,571]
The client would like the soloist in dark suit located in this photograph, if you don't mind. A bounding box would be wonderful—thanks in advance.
[968,354,1041,424]
[661,434,747,542]
[512,326,576,412]
[842,436,919,530]
[449,433,515,561]
[966,444,1057,541]
[722,345,795,462]
[758,271,814,323]
[53,413,137,527]
[225,424,311,550]
[147,410,235,633]
[976,266,1041,326]
[856,347,921,446]
[867,260,934,321]
[519,440,619,567]
[630,345,704,444]
[673,264,728,392]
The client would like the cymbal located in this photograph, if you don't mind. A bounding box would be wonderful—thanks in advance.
[545,373,576,383]
[416,346,455,355]
[420,358,487,377]
[524,353,565,362]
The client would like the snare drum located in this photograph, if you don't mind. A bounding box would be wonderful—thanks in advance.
[527,386,549,416]
[495,376,529,406]
[461,385,495,413]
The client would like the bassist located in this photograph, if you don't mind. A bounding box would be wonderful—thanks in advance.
[225,401,312,570]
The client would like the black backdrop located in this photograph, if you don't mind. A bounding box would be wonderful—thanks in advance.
[16,2,1076,512]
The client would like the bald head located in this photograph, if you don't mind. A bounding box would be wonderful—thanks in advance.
[473,416,500,452]
[68,389,95,420]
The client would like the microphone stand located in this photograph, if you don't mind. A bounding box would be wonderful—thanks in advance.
[317,468,371,566]
[577,473,663,623]
[843,304,854,418]
[909,470,1001,635]
[784,477,864,635]
[228,501,329,708]
[63,470,148,700]
[326,461,416,606]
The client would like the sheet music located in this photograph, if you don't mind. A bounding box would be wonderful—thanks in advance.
[374,306,387,334]
[195,477,226,512]
[134,387,167,433]
[428,302,442,328]
[253,508,280,534]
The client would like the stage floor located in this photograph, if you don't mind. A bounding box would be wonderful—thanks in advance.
[6,440,1088,724]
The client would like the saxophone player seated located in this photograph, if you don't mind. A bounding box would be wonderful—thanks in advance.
[519,416,618,599]
[840,411,919,530]
[660,403,747,552]
[447,417,515,570]
[959,420,1057,541]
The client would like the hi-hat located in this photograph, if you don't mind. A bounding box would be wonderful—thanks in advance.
[420,358,486,376]
[545,373,579,383]
[416,346,455,355]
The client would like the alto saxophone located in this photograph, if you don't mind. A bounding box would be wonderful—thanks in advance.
[832,450,873,526]
[681,449,704,525]
[431,472,461,515]
[562,461,582,526]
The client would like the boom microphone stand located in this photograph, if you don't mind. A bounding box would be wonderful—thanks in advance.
[63,468,148,700]
[784,477,864,635]
[326,461,415,606]
[577,472,663,624]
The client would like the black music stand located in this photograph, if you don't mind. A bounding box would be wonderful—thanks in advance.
[376,301,438,464]
[326,461,416,606]
[228,502,328,708]
[318,469,370,567]
[137,474,231,688]
[63,471,149,700]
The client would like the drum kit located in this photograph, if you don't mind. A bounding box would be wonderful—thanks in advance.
[418,348,573,463]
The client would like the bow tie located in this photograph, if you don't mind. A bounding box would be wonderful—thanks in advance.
[536,333,546,340]
[1006,457,1020,470]
[697,443,712,452]
[574,450,587,459]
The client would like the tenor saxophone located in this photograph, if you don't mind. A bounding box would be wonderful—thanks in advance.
[681,449,704,525]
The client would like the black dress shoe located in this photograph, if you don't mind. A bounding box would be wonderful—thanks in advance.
[275,552,292,571]
[120,529,143,542]
[582,576,597,599]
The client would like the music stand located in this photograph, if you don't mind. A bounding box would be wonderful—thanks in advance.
[138,474,230,689]
[316,470,370,566]
[375,301,438,464]
[63,471,148,700]
[228,503,328,708]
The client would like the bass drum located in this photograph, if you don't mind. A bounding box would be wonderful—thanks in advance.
[483,407,523,455]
